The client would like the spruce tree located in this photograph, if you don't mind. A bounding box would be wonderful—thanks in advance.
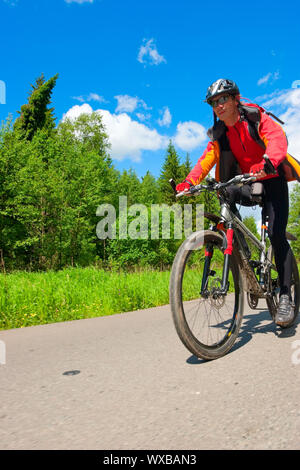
[14,73,58,140]
[181,153,192,180]
[140,171,159,204]
[158,140,182,204]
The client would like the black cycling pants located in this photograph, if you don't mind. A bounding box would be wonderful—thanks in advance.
[226,177,292,297]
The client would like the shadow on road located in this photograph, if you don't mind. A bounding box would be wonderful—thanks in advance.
[186,307,300,365]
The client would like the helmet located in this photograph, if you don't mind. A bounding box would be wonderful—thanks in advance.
[205,79,240,104]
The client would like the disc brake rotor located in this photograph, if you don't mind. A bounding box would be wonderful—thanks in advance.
[209,278,226,309]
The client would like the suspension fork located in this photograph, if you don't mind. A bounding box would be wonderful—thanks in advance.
[220,223,234,294]
[258,213,268,285]
[200,224,234,296]
[200,243,214,295]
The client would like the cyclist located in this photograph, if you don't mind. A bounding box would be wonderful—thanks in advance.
[176,78,300,327]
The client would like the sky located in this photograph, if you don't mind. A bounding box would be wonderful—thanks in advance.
[0,0,299,223]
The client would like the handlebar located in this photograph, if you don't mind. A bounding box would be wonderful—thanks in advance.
[171,154,277,198]
[174,174,257,198]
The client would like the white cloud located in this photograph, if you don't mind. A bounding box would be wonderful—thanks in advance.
[257,71,280,86]
[65,0,94,4]
[258,73,272,86]
[62,103,207,161]
[63,104,168,162]
[136,112,151,122]
[62,103,93,120]
[158,107,172,127]
[174,121,207,151]
[100,110,168,161]
[137,39,166,66]
[73,93,107,103]
[115,94,151,114]
[262,88,300,157]
[115,95,139,113]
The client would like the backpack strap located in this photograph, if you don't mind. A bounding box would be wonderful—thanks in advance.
[239,104,266,149]
[265,111,285,125]
[207,120,227,141]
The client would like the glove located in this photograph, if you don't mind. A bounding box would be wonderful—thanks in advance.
[176,180,192,192]
[250,162,265,175]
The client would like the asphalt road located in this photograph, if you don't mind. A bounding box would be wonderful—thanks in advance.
[0,299,300,450]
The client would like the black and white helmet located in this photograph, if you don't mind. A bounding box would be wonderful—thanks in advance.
[205,79,240,104]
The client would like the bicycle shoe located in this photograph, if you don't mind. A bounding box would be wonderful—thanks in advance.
[275,294,294,327]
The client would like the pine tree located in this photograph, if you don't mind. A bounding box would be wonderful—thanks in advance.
[140,171,159,204]
[14,73,58,140]
[181,153,192,180]
[158,140,182,204]
[118,169,141,206]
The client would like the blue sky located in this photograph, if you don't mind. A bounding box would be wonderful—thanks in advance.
[1,0,300,198]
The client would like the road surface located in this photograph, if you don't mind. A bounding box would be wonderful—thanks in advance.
[0,299,300,450]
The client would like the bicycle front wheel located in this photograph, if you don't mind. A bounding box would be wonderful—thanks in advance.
[170,230,244,360]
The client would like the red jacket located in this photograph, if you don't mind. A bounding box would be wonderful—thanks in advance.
[186,103,300,185]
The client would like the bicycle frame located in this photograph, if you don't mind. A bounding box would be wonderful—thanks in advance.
[173,171,280,301]
[205,199,273,299]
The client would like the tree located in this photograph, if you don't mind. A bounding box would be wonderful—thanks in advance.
[158,140,182,204]
[14,73,58,141]
[118,169,141,206]
[288,184,300,261]
[181,153,192,178]
[140,171,159,205]
[0,107,120,270]
[242,216,259,238]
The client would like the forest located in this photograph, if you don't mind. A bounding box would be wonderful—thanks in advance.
[1,74,299,274]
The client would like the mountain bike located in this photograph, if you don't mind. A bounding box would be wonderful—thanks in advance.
[169,171,300,361]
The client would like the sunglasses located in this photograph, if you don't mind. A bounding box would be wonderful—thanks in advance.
[209,95,231,108]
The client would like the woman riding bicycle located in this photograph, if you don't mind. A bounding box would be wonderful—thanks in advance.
[176,78,300,327]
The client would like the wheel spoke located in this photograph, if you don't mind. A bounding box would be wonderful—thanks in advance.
[181,241,239,348]
[170,231,244,360]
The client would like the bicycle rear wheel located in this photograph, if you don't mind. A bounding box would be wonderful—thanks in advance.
[266,246,300,328]
[170,230,244,360]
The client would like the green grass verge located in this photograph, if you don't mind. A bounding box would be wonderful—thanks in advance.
[0,268,172,330]
[1,264,299,330]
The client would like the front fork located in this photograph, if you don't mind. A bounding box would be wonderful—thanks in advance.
[201,225,233,296]
[201,244,213,295]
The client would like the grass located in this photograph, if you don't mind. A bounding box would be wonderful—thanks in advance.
[1,263,299,331]
[0,267,172,330]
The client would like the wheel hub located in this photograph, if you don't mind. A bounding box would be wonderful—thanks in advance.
[209,278,226,309]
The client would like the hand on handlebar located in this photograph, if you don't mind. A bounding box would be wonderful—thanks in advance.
[249,162,265,179]
[250,168,268,179]
[176,181,192,193]
[250,154,276,179]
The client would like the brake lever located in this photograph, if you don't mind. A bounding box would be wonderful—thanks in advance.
[263,155,277,175]
[241,175,257,183]
[169,178,177,195]
[176,190,189,198]
[175,184,203,198]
